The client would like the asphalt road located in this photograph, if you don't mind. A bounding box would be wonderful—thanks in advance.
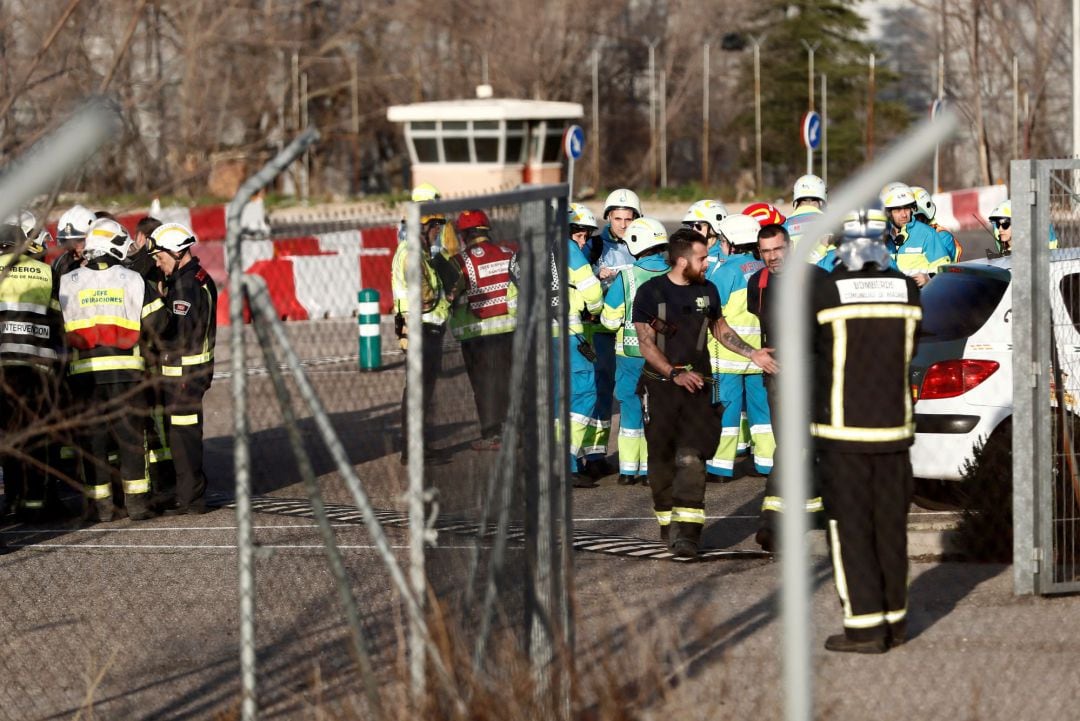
[1,319,1077,720]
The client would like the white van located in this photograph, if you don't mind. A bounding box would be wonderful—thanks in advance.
[909,250,1080,501]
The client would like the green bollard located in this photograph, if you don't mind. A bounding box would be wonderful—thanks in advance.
[358,288,381,371]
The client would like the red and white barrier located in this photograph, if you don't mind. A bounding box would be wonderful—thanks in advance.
[932,184,1008,233]
[214,224,399,325]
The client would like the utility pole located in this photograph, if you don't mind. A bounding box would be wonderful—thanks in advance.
[867,53,875,163]
[702,42,710,187]
[660,70,667,188]
[933,52,943,192]
[592,49,600,190]
[648,40,659,187]
[753,36,764,194]
[1012,54,1019,161]
[801,41,819,175]
[821,73,828,187]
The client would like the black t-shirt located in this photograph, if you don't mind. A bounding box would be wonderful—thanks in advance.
[632,274,721,374]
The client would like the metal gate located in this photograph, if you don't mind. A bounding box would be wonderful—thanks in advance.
[1012,158,1080,595]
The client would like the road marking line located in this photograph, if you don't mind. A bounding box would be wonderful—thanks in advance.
[7,543,482,550]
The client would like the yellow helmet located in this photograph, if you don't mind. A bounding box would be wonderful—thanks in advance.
[411,182,441,202]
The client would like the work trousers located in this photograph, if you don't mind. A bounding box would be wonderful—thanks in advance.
[708,373,774,478]
[614,354,647,477]
[401,323,444,456]
[642,377,721,545]
[164,374,210,512]
[759,372,823,531]
[146,382,176,508]
[584,330,615,459]
[568,338,597,473]
[75,380,149,519]
[0,366,53,516]
[817,448,913,642]
[460,332,513,440]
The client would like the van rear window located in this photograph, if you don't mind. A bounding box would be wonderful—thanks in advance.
[919,271,1009,341]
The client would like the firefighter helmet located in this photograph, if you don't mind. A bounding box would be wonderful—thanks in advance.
[56,205,96,244]
[743,202,787,228]
[910,186,937,222]
[568,203,598,231]
[456,209,491,233]
[988,199,1012,222]
[624,217,668,257]
[681,199,729,235]
[0,224,27,251]
[838,208,891,271]
[882,184,917,209]
[717,214,761,249]
[602,188,643,220]
[84,218,134,261]
[793,174,827,203]
[148,222,197,256]
[411,182,441,202]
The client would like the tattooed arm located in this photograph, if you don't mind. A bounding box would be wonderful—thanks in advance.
[711,317,779,374]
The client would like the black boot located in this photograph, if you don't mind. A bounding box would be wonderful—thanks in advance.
[824,634,887,654]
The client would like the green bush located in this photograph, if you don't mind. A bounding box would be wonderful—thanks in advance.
[956,421,1013,562]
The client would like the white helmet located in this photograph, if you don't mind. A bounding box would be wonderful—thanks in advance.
[717,214,761,249]
[568,202,598,231]
[988,199,1011,222]
[793,174,827,203]
[84,218,134,261]
[5,210,49,254]
[879,181,908,207]
[882,184,917,209]
[56,204,96,244]
[602,188,642,220]
[682,199,729,235]
[910,186,936,221]
[624,217,668,257]
[841,207,889,241]
[148,222,198,255]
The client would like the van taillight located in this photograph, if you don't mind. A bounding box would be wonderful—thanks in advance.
[920,359,1000,400]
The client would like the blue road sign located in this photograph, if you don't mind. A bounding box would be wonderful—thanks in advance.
[801,111,822,150]
[563,124,585,160]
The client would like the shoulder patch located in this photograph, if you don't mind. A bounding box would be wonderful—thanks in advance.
[470,246,485,258]
[172,300,191,316]
[195,268,208,282]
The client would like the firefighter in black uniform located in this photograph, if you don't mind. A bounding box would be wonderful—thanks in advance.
[148,222,217,515]
[125,216,176,509]
[632,229,777,559]
[58,218,168,522]
[746,224,826,552]
[0,224,63,521]
[811,208,922,653]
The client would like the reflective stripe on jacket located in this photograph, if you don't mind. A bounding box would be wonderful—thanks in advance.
[601,255,669,357]
[706,252,764,374]
[59,259,166,382]
[390,241,449,326]
[0,253,62,369]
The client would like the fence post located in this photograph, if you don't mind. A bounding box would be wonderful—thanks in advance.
[358,288,381,371]
[227,127,320,721]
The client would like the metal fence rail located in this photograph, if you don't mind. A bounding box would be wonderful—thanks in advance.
[1013,158,1080,596]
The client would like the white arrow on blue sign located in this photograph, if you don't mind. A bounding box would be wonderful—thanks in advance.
[563,124,585,160]
[801,111,822,150]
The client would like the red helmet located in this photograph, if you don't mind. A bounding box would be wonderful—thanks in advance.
[456,209,491,232]
[743,202,787,228]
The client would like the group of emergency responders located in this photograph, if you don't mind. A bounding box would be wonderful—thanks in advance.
[0,207,216,524]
